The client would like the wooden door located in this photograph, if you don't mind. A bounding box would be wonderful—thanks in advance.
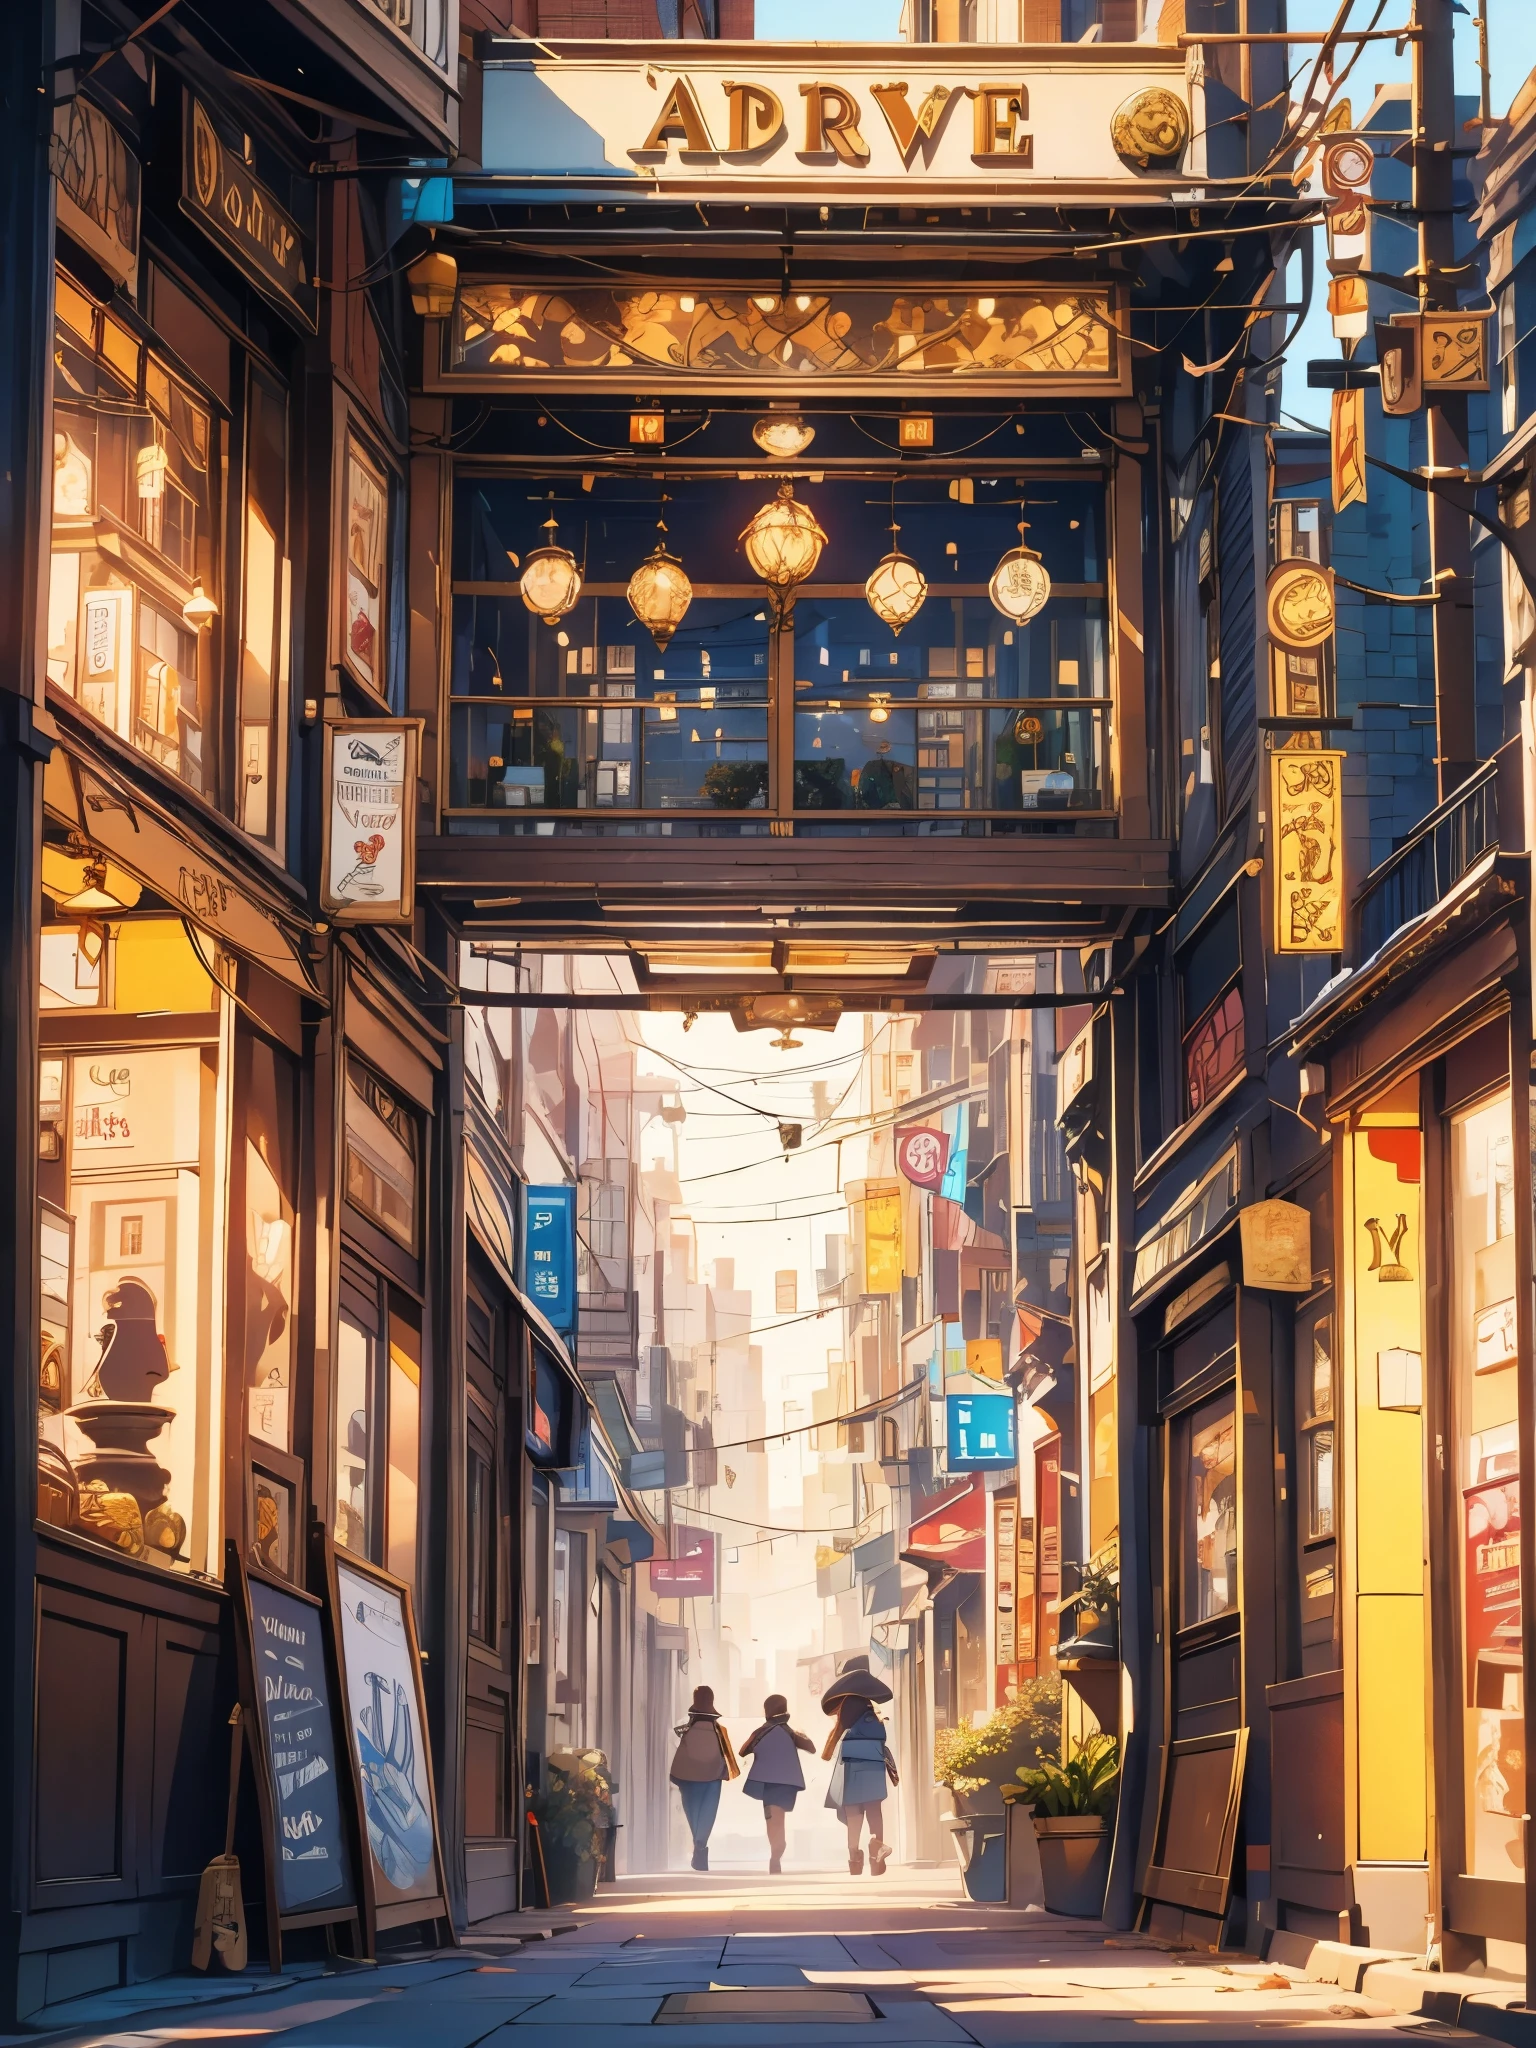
[463,1269,519,1922]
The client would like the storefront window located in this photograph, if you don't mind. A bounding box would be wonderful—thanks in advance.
[239,369,289,845]
[1452,1090,1523,1883]
[35,997,224,1573]
[241,1034,298,1450]
[344,1058,419,1252]
[1182,1387,1237,1626]
[48,267,219,800]
[1178,897,1244,1116]
[334,1271,421,1591]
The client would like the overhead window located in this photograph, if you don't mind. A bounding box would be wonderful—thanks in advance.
[344,1057,419,1252]
[1177,895,1244,1117]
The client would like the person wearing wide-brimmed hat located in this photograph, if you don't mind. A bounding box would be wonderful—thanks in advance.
[739,1694,815,1875]
[669,1685,739,1871]
[821,1659,898,1876]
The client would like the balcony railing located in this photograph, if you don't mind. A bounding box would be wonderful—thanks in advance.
[1353,757,1500,963]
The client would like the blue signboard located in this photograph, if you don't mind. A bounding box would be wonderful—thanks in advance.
[522,1183,576,1333]
[946,1392,1017,1472]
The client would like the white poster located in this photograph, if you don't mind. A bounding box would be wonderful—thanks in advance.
[334,1558,440,1905]
[321,721,418,922]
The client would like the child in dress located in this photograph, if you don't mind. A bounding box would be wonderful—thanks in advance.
[739,1694,815,1875]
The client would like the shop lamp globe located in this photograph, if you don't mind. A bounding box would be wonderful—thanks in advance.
[740,480,827,616]
[628,520,693,652]
[519,504,583,626]
[865,521,927,635]
[988,515,1052,626]
[751,413,816,459]
[406,245,458,320]
[181,577,219,628]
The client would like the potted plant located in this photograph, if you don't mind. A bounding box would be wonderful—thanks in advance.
[1003,1731,1119,1918]
[934,1678,1061,1903]
[531,1749,613,1904]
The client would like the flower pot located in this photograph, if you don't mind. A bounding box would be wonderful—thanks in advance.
[1032,1814,1110,1918]
[543,1843,598,1904]
[942,1815,1006,1902]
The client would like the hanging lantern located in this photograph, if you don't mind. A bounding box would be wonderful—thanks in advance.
[406,246,459,320]
[988,513,1052,626]
[181,576,219,628]
[519,502,583,626]
[628,507,693,652]
[865,521,927,635]
[740,481,827,617]
[751,413,817,459]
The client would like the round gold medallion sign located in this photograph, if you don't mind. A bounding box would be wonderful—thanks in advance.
[1111,89,1190,168]
[1267,562,1336,649]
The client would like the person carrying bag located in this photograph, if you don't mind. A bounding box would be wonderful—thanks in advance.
[669,1684,738,1872]
[821,1659,898,1876]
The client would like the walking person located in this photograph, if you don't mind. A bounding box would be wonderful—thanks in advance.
[739,1694,815,1875]
[822,1659,898,1876]
[669,1684,738,1871]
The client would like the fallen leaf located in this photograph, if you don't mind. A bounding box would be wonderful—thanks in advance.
[1256,1975,1291,1990]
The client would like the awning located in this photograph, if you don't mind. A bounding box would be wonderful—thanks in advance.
[901,1477,985,1574]
[46,728,319,999]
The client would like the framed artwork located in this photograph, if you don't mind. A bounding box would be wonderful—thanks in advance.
[318,1533,453,1945]
[225,1543,361,1969]
[339,432,392,701]
[247,1450,302,1581]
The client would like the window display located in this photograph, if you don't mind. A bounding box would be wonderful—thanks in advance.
[1183,1387,1237,1625]
[242,1035,298,1450]
[343,435,389,699]
[239,369,289,845]
[48,267,219,799]
[1452,1090,1523,1883]
[344,1059,419,1252]
[334,1271,422,1592]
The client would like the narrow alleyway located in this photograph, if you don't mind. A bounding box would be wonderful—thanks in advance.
[20,1874,1524,2048]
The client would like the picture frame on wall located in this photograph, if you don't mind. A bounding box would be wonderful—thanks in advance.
[319,718,421,924]
[335,422,396,705]
[225,1542,362,1970]
[315,1530,454,1949]
[247,1448,304,1582]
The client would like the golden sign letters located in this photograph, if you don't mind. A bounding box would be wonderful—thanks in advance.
[1271,749,1346,953]
[637,74,1034,166]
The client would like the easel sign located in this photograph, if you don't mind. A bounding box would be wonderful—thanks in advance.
[226,1543,362,1969]
[319,1535,455,1948]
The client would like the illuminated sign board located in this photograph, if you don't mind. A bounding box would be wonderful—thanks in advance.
[946,1393,1017,1472]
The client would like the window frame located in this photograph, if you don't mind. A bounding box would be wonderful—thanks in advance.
[334,409,403,711]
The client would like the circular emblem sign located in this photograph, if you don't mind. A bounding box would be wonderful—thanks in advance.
[1267,563,1336,650]
[1322,137,1374,196]
[1110,88,1190,168]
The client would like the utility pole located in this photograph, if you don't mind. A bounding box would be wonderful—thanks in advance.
[1414,0,1479,798]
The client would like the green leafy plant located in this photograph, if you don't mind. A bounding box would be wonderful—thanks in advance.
[934,1675,1061,1794]
[1003,1731,1120,1816]
[1073,1562,1120,1632]
[531,1750,613,1860]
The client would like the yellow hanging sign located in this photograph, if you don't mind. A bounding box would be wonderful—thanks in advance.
[1271,748,1346,953]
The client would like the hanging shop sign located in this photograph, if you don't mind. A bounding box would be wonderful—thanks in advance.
[320,720,420,923]
[946,1392,1018,1472]
[1239,1198,1313,1292]
[444,283,1128,397]
[896,1124,950,1192]
[994,1493,1018,1698]
[1331,386,1367,512]
[1271,749,1346,954]
[1266,560,1336,651]
[522,1184,577,1334]
[480,49,1191,195]
[181,95,317,331]
[905,1476,986,1572]
[651,1525,716,1597]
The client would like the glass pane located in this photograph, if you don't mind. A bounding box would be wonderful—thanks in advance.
[794,702,1106,813]
[452,592,770,702]
[335,1311,373,1557]
[239,370,287,843]
[344,1062,418,1250]
[1309,1429,1335,1539]
[1183,1387,1237,1626]
[1453,1089,1522,1882]
[793,593,1106,702]
[244,1038,297,1451]
[386,1303,421,1590]
[467,1448,491,1644]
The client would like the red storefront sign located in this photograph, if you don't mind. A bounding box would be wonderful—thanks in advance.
[904,1477,985,1574]
[896,1124,950,1191]
[650,1525,716,1597]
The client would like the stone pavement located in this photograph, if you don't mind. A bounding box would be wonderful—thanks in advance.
[19,1867,1535,2048]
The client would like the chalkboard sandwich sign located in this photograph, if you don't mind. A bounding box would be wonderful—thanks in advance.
[316,1531,454,1952]
[227,1541,362,1968]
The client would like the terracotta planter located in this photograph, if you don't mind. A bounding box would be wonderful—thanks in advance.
[1032,1814,1110,1918]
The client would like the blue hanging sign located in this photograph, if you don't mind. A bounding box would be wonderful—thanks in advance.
[522,1184,576,1333]
[946,1392,1017,1471]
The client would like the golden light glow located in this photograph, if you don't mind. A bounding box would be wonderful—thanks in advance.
[865,524,927,634]
[628,543,693,651]
[407,246,459,319]
[989,518,1052,625]
[751,414,817,458]
[520,510,583,625]
[740,481,827,614]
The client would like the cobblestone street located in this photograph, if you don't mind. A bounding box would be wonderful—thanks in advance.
[20,1871,1530,2048]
